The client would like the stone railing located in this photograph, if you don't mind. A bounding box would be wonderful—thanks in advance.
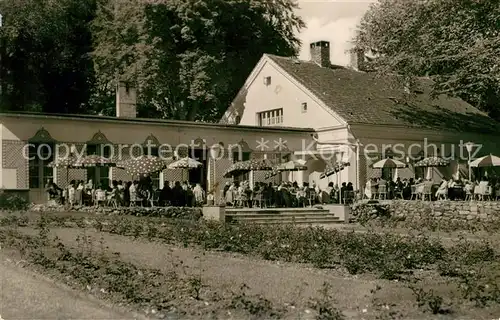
[351,200,500,231]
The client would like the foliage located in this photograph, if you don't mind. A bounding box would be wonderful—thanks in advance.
[355,0,500,118]
[0,0,100,114]
[0,191,29,211]
[31,204,203,220]
[309,282,345,320]
[10,214,448,279]
[229,284,283,318]
[3,212,500,316]
[409,284,445,314]
[91,0,304,121]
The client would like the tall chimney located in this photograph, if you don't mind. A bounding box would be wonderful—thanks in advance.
[116,81,137,118]
[310,41,331,67]
[349,47,366,71]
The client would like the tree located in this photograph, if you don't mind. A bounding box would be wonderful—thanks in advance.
[0,0,98,114]
[92,0,304,121]
[355,0,500,118]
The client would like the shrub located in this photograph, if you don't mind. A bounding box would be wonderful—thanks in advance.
[0,190,29,211]
[409,285,445,314]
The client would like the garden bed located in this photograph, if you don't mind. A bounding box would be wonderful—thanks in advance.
[27,204,202,220]
[2,212,500,319]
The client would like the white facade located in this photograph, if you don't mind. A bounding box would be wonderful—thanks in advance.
[224,55,357,190]
[224,53,500,191]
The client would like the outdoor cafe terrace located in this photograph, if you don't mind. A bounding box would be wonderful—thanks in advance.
[43,153,500,209]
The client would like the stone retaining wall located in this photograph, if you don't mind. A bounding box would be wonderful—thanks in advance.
[351,200,500,231]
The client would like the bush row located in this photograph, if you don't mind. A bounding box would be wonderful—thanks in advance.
[17,213,496,281]
[29,204,203,220]
[3,212,500,307]
[0,191,29,211]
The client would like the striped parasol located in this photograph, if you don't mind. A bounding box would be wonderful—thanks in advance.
[120,155,168,176]
[224,159,275,178]
[74,154,115,167]
[371,158,406,168]
[320,161,349,179]
[265,160,308,179]
[414,157,450,167]
[470,154,500,167]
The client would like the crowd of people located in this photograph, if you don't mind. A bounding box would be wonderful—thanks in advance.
[45,175,207,207]
[365,176,499,201]
[45,173,500,208]
[222,180,356,207]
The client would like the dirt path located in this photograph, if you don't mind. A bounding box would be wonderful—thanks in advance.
[16,227,500,320]
[0,251,146,320]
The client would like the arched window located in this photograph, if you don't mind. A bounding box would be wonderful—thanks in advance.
[86,131,112,188]
[28,128,56,189]
[142,134,161,188]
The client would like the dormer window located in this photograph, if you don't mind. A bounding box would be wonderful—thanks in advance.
[263,76,271,86]
[301,102,307,113]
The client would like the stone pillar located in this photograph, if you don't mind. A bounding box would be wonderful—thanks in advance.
[203,205,225,223]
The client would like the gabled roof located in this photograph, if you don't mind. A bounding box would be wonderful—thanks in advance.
[267,54,500,133]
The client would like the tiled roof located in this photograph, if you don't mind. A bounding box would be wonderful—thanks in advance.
[267,54,500,133]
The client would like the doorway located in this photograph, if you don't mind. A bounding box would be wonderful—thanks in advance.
[28,143,54,203]
[188,148,207,189]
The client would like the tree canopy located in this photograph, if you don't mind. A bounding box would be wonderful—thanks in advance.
[0,0,98,114]
[0,0,303,121]
[355,0,500,119]
[91,0,304,121]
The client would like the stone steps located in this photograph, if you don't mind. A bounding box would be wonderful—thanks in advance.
[227,217,341,225]
[225,208,341,225]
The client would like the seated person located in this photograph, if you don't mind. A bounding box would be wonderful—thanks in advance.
[95,185,107,206]
[435,180,448,199]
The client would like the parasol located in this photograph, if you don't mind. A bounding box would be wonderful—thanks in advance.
[223,159,275,178]
[265,160,308,179]
[414,156,449,180]
[167,157,203,169]
[48,153,81,187]
[414,157,450,167]
[74,154,115,167]
[167,157,203,182]
[469,154,500,167]
[48,154,79,168]
[120,155,168,176]
[319,161,350,179]
[371,158,406,168]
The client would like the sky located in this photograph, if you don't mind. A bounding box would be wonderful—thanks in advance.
[295,0,375,66]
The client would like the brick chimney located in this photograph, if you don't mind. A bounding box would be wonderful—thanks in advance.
[116,81,137,118]
[310,41,331,67]
[349,47,366,71]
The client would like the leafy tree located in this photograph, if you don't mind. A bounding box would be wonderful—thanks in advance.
[0,0,98,114]
[92,0,304,121]
[355,0,500,118]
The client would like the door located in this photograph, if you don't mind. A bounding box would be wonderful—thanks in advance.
[28,143,55,203]
[189,149,207,189]
[86,144,110,188]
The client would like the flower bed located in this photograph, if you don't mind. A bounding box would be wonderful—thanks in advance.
[28,204,202,220]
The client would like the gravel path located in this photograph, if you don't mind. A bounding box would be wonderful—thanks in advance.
[0,251,146,320]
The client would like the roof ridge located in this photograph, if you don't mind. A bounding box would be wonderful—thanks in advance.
[265,54,500,133]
